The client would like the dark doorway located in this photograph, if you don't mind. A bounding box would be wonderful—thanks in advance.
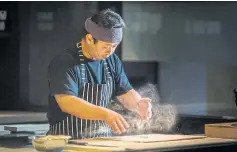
[0,2,19,110]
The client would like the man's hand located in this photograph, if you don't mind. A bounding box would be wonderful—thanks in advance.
[104,109,130,134]
[136,97,152,120]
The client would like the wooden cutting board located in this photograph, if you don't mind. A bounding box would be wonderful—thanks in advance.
[205,122,237,139]
[66,135,237,152]
[127,137,237,151]
[4,124,49,133]
[65,144,126,152]
[96,134,206,143]
[66,134,206,151]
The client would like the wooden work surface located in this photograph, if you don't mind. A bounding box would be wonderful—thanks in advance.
[0,147,34,152]
[65,134,237,152]
[0,134,236,152]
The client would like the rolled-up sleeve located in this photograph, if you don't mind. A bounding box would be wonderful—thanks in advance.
[48,54,79,96]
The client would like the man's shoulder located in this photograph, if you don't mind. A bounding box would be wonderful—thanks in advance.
[49,49,77,69]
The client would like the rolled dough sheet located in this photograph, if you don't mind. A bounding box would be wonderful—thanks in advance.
[97,134,206,143]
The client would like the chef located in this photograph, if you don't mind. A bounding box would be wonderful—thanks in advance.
[47,9,152,139]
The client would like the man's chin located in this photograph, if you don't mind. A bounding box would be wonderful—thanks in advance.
[93,55,111,60]
[103,54,111,59]
[92,57,105,60]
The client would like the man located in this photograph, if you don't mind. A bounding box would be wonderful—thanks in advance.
[47,9,152,139]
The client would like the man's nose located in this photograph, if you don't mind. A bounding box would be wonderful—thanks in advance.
[106,47,113,53]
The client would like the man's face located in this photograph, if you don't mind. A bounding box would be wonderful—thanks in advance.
[85,34,119,60]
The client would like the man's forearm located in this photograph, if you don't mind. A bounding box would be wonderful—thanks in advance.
[117,89,142,112]
[55,94,109,120]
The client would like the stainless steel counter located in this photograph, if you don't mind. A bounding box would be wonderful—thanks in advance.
[0,111,47,125]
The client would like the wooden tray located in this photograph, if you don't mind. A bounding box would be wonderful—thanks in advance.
[205,122,237,139]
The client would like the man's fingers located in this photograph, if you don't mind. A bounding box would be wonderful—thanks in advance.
[111,121,121,134]
[116,119,126,133]
[119,116,130,129]
[148,102,152,108]
[139,108,152,120]
[139,112,146,120]
[141,97,152,102]
[147,110,152,120]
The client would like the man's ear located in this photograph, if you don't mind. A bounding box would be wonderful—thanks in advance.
[85,34,94,44]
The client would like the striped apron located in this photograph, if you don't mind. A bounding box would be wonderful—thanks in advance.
[48,48,113,139]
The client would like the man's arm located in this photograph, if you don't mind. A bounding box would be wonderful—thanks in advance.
[56,94,129,134]
[55,94,129,134]
[113,54,152,120]
[55,94,109,120]
[113,54,142,111]
[117,89,141,112]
